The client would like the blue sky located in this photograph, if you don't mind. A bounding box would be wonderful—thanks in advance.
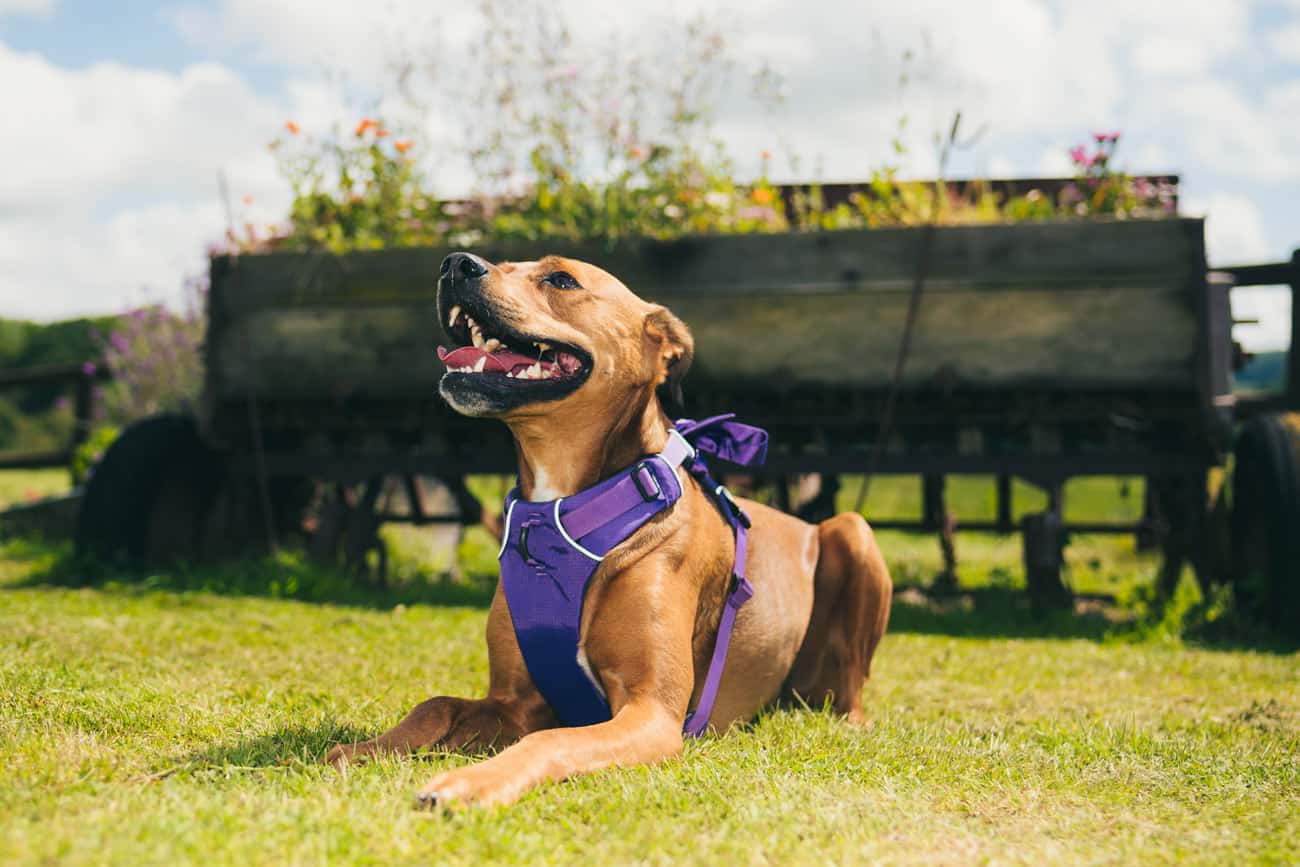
[0,0,1296,350]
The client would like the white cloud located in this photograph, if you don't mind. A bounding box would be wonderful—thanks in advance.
[0,0,55,16]
[1267,23,1300,62]
[1186,192,1271,263]
[1035,146,1073,177]
[0,41,292,318]
[987,156,1015,177]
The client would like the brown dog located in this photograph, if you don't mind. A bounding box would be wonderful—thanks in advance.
[326,252,892,807]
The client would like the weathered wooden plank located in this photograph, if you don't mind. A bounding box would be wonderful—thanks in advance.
[208,219,1206,400]
[214,219,1203,313]
[213,307,440,398]
[211,284,1196,398]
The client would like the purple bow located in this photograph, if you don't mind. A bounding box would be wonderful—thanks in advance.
[674,414,768,468]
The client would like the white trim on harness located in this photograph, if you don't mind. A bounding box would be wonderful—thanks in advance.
[553,498,604,562]
[498,498,517,558]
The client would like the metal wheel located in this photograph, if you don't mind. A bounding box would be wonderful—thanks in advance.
[1230,413,1300,636]
[76,414,222,567]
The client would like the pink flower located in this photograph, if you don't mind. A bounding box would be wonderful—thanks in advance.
[1069,145,1093,167]
[1092,131,1120,143]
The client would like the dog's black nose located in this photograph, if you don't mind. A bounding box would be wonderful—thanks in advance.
[441,252,488,281]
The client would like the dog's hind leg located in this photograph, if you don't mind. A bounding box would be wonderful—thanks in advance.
[782,512,892,724]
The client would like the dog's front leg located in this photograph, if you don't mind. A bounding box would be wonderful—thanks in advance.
[415,552,698,808]
[414,696,683,808]
[327,588,555,767]
[326,695,535,767]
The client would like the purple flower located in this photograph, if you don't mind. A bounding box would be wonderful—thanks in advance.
[81,361,97,376]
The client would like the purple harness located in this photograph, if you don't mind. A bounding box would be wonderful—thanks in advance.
[498,415,768,736]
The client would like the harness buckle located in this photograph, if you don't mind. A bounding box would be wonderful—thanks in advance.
[631,463,661,502]
[716,485,752,528]
[727,573,754,607]
[518,523,535,564]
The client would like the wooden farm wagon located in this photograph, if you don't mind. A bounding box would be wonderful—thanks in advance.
[72,206,1300,632]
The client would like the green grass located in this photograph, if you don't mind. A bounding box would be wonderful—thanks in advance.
[1,470,1297,865]
[0,467,69,509]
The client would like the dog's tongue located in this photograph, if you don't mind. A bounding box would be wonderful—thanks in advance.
[438,345,536,372]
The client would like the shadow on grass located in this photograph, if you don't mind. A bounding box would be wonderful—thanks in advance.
[2,537,495,611]
[888,586,1116,641]
[889,583,1300,653]
[5,537,1295,653]
[162,721,378,774]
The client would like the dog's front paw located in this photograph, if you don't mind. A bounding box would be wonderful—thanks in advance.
[414,766,514,810]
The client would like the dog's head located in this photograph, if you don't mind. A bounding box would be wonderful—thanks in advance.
[435,252,692,418]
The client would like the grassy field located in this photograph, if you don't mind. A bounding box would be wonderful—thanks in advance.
[1,470,1297,865]
[0,467,70,509]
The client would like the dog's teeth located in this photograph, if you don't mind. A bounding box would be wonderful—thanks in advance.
[483,338,502,352]
[472,357,487,373]
[506,371,516,378]
[528,362,543,379]
[471,330,486,349]
[535,341,551,353]
[448,305,461,328]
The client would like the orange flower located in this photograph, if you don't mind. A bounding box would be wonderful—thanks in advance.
[354,118,377,137]
[285,120,300,135]
[394,139,413,153]
[751,188,774,205]
[241,194,254,205]
[761,149,772,160]
[374,126,389,138]
[629,146,645,159]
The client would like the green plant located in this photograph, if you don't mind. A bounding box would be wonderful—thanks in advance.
[269,119,446,253]
[256,6,1178,252]
[70,425,119,486]
[96,287,204,427]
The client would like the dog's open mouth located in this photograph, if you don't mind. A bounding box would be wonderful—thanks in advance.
[437,303,590,391]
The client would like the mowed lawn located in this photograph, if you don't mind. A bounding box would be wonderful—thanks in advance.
[1,470,1298,865]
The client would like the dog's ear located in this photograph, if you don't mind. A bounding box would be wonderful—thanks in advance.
[643,305,694,404]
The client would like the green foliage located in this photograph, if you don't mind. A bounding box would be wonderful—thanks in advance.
[258,22,1174,254]
[265,122,1176,253]
[97,302,204,426]
[0,316,114,375]
[269,120,441,253]
[0,316,117,454]
[70,425,120,486]
[254,5,1176,254]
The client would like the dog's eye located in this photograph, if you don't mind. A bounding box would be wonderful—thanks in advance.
[543,271,582,290]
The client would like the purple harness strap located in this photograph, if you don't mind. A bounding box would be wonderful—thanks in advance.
[498,414,768,736]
